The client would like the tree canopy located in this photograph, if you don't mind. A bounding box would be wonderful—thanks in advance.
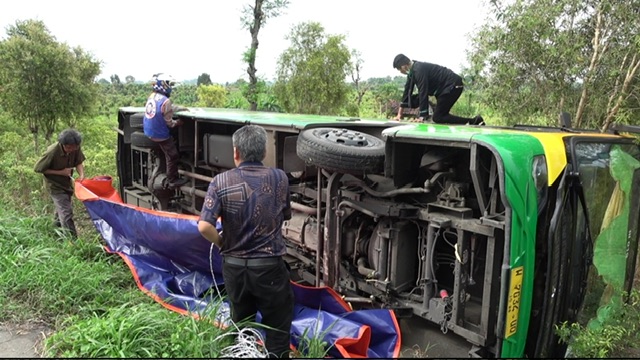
[196,84,227,108]
[0,19,101,151]
[274,22,352,115]
[468,0,640,129]
[197,73,213,86]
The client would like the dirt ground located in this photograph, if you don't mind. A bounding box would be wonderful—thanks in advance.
[0,323,48,358]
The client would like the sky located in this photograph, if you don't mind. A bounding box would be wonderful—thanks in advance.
[0,0,489,84]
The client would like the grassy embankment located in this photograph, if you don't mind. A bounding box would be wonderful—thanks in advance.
[0,113,328,358]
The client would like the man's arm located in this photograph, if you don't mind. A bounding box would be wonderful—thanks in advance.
[395,106,404,120]
[282,172,292,221]
[198,179,222,247]
[198,220,223,248]
[34,150,53,174]
[75,148,86,180]
[161,99,180,128]
[76,163,85,181]
[415,67,431,119]
[171,104,189,113]
[394,78,412,120]
[42,168,72,176]
[34,153,71,176]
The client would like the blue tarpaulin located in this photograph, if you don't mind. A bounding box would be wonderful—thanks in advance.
[75,176,401,358]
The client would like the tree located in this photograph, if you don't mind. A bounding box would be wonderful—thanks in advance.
[196,84,227,108]
[197,73,213,86]
[348,49,371,116]
[468,0,640,129]
[0,19,101,152]
[110,74,121,86]
[125,75,135,84]
[241,0,289,111]
[273,22,352,115]
[372,81,404,118]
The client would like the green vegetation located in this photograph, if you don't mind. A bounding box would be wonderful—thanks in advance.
[0,210,140,326]
[1,1,639,357]
[468,0,640,130]
[241,0,290,111]
[0,19,101,152]
[44,302,238,357]
[292,322,333,359]
[196,84,228,108]
[274,21,352,115]
[0,114,330,358]
[557,290,640,358]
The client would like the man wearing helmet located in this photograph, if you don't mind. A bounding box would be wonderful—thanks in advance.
[143,73,189,188]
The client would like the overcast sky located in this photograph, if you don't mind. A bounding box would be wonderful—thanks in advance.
[1,0,488,84]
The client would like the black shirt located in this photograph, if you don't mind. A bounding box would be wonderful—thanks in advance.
[400,61,463,117]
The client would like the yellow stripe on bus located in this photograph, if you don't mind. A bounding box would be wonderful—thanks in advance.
[525,133,567,186]
[526,132,624,186]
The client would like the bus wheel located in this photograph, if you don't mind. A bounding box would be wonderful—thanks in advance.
[296,127,385,175]
[130,131,158,148]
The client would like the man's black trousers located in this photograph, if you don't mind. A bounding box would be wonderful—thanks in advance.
[223,257,294,358]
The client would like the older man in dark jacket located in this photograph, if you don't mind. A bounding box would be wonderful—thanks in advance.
[34,128,86,238]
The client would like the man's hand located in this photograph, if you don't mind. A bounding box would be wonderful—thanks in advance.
[198,220,223,248]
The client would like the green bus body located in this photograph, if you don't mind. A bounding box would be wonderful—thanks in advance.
[115,107,640,358]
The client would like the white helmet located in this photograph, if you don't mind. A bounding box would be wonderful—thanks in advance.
[152,73,177,96]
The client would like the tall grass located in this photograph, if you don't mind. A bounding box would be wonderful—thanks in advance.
[0,210,142,326]
[43,302,239,358]
[0,198,275,358]
[0,114,333,358]
[0,204,331,358]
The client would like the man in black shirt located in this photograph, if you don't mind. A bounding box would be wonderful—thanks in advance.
[393,53,484,125]
[198,125,294,358]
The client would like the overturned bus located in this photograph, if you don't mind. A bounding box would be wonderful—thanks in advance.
[115,106,640,358]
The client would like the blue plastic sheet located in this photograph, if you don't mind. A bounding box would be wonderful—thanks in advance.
[76,178,401,358]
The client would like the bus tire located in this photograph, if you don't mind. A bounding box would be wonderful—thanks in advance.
[130,131,158,148]
[296,127,385,174]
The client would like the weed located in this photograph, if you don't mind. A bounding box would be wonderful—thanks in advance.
[290,310,336,359]
[0,100,338,359]
[557,290,640,358]
[43,301,236,358]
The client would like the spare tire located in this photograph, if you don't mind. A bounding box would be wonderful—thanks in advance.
[129,112,145,129]
[296,128,385,174]
[130,131,158,148]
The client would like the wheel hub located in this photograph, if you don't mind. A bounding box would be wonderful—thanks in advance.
[323,129,368,146]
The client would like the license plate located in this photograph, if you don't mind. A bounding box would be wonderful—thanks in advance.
[505,266,524,338]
